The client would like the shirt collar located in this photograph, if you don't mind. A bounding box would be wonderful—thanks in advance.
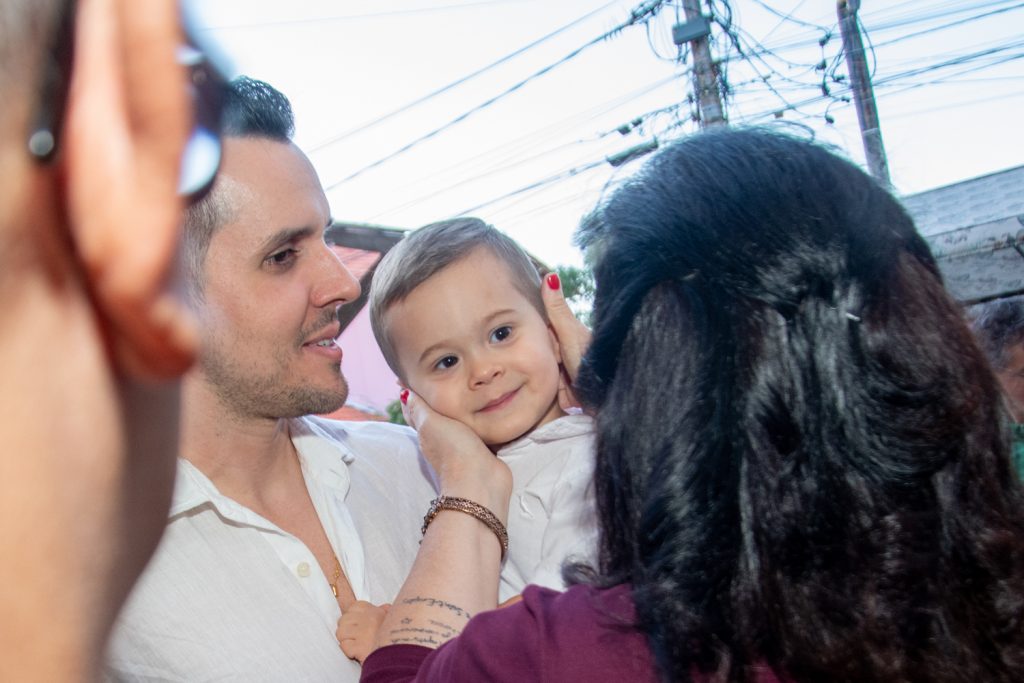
[169,416,355,518]
[497,413,594,456]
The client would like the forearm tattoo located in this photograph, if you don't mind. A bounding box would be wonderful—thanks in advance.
[400,596,472,620]
[385,596,471,646]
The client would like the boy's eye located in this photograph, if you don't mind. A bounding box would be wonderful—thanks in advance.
[434,355,459,371]
[490,326,512,343]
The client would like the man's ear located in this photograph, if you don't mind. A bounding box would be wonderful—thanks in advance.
[63,0,196,379]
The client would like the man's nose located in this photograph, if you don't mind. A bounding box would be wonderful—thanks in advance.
[312,244,361,308]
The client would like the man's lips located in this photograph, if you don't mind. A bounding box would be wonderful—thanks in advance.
[302,324,343,359]
[303,323,342,347]
[478,388,519,413]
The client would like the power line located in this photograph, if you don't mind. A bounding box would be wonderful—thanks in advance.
[323,0,668,190]
[387,6,1022,223]
[455,120,691,231]
[759,0,812,44]
[201,0,543,31]
[306,0,622,153]
[866,0,1020,29]
[491,118,692,227]
[720,1,1023,68]
[710,2,824,119]
[748,0,831,31]
[367,95,684,220]
[380,49,1018,234]
[492,188,604,231]
[453,157,610,216]
[874,40,1024,84]
[413,74,679,183]
[338,0,1020,234]
[356,71,680,203]
[868,2,1024,53]
[730,40,1024,125]
[707,0,1024,121]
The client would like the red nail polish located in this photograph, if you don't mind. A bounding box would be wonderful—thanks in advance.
[400,389,409,405]
[546,273,560,290]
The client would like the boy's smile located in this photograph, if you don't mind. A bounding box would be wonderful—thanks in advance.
[384,247,565,448]
[479,389,520,413]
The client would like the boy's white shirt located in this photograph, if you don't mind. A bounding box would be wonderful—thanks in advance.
[495,413,599,601]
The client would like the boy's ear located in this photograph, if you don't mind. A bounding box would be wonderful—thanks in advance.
[63,0,196,379]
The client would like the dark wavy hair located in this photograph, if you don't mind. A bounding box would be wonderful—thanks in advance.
[970,296,1024,371]
[571,128,1024,682]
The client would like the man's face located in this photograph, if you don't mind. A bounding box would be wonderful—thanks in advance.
[997,343,1024,422]
[194,137,360,418]
[386,248,564,448]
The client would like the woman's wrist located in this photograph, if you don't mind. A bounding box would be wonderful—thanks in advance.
[439,479,509,512]
[436,461,512,518]
[422,496,508,560]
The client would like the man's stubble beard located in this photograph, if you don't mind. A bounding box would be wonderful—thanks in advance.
[201,344,349,419]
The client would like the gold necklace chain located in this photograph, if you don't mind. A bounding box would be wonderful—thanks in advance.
[328,556,342,598]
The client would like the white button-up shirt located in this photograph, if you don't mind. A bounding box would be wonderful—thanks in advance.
[496,414,599,602]
[104,416,438,682]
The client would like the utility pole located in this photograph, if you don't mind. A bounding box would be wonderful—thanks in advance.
[678,0,726,128]
[837,0,890,185]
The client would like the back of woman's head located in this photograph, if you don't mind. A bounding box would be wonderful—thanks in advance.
[574,128,1024,683]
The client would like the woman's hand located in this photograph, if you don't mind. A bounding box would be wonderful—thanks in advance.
[401,389,511,519]
[542,273,591,408]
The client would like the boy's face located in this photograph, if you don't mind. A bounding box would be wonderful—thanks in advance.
[385,247,565,448]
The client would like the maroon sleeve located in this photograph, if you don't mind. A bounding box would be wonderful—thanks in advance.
[361,584,652,683]
[361,588,547,683]
[361,644,433,683]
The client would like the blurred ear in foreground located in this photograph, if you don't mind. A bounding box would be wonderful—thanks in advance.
[64,0,197,379]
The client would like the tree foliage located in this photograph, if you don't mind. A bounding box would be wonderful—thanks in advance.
[385,399,407,425]
[555,264,594,326]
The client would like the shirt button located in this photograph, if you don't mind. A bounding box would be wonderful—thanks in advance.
[296,562,311,578]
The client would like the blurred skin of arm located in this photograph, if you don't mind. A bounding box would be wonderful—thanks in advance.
[371,392,513,652]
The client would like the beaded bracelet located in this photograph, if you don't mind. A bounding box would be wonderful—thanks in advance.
[421,495,509,561]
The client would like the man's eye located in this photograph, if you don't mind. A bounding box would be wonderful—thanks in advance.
[490,326,512,343]
[434,355,459,371]
[266,249,297,267]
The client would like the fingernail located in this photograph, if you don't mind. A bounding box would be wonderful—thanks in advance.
[546,273,560,290]
[400,389,409,405]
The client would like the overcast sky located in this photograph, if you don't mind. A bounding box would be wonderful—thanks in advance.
[190,0,1024,267]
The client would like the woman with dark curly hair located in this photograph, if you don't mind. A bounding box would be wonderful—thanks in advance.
[357,128,1024,683]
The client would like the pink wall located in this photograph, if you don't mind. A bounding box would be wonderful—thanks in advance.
[338,304,400,414]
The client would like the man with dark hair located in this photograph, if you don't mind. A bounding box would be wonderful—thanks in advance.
[1,0,206,679]
[104,77,439,682]
[970,295,1024,475]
